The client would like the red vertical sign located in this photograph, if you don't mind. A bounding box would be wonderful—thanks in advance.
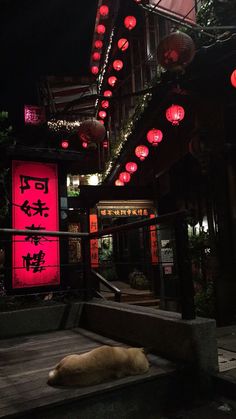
[89,212,99,268]
[150,214,158,265]
[12,161,60,288]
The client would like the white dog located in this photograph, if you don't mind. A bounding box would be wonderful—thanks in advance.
[48,345,149,387]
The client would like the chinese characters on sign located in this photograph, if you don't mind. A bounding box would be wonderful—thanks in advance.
[24,105,46,125]
[12,161,60,288]
[89,212,99,268]
[99,208,150,217]
[149,214,158,265]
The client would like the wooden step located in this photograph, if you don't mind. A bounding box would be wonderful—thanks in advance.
[127,298,160,307]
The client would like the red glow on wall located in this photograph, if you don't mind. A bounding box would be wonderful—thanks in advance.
[108,76,117,86]
[92,52,101,61]
[61,140,69,149]
[12,161,60,289]
[118,38,129,51]
[113,59,123,71]
[98,110,107,119]
[231,69,236,88]
[99,5,109,17]
[146,129,163,146]
[101,100,109,109]
[119,171,131,183]
[124,15,137,30]
[104,90,112,97]
[96,24,106,34]
[126,161,138,174]
[166,104,185,125]
[91,65,99,75]
[115,179,124,186]
[89,212,99,268]
[135,145,149,161]
[95,40,103,49]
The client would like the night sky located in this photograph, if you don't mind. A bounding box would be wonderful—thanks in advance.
[0,0,98,111]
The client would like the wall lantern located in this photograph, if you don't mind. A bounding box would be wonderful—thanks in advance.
[61,140,69,149]
[157,32,195,72]
[118,38,129,51]
[92,52,101,61]
[96,24,106,35]
[101,100,109,109]
[115,179,124,186]
[124,16,137,31]
[166,104,185,126]
[135,145,149,161]
[91,65,99,75]
[98,110,107,119]
[113,59,123,71]
[119,171,131,183]
[108,76,117,86]
[125,161,138,173]
[230,69,236,88]
[95,40,103,49]
[104,90,112,97]
[99,5,109,17]
[146,128,163,146]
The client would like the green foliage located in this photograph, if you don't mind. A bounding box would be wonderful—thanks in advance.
[194,280,215,318]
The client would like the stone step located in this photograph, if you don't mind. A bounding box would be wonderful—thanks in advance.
[127,298,160,307]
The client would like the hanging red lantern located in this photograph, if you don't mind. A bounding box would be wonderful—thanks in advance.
[126,161,138,174]
[82,141,88,148]
[96,24,106,35]
[99,5,109,17]
[101,100,109,109]
[166,104,185,126]
[91,65,99,75]
[115,179,124,186]
[92,52,101,61]
[108,76,117,86]
[113,59,123,71]
[98,119,104,125]
[135,145,149,161]
[61,140,69,149]
[78,120,106,143]
[95,40,103,49]
[118,38,129,51]
[157,32,195,72]
[119,171,131,183]
[98,110,107,119]
[230,69,236,88]
[134,0,142,3]
[104,90,112,97]
[146,129,163,146]
[124,15,137,30]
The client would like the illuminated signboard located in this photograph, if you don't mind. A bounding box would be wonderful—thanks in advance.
[24,105,46,125]
[12,161,60,289]
[99,208,151,217]
[89,212,99,268]
[149,214,158,265]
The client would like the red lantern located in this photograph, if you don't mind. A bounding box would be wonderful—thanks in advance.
[135,145,149,161]
[146,129,163,146]
[118,38,129,51]
[99,5,109,17]
[119,171,131,183]
[124,15,137,30]
[61,140,69,149]
[115,179,124,186]
[96,24,106,34]
[108,76,117,86]
[98,119,104,125]
[104,90,112,97]
[134,0,142,3]
[166,104,185,126]
[82,141,88,148]
[101,100,109,109]
[98,110,107,119]
[157,32,195,72]
[113,59,123,71]
[95,40,103,49]
[78,120,106,143]
[126,162,137,174]
[92,52,101,61]
[91,65,99,75]
[103,140,109,148]
[230,69,236,88]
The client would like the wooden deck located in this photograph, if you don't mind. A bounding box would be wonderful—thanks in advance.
[0,327,177,419]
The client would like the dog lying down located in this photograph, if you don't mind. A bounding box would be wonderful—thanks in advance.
[47,345,149,387]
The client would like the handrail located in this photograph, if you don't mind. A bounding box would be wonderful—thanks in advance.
[91,269,121,302]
